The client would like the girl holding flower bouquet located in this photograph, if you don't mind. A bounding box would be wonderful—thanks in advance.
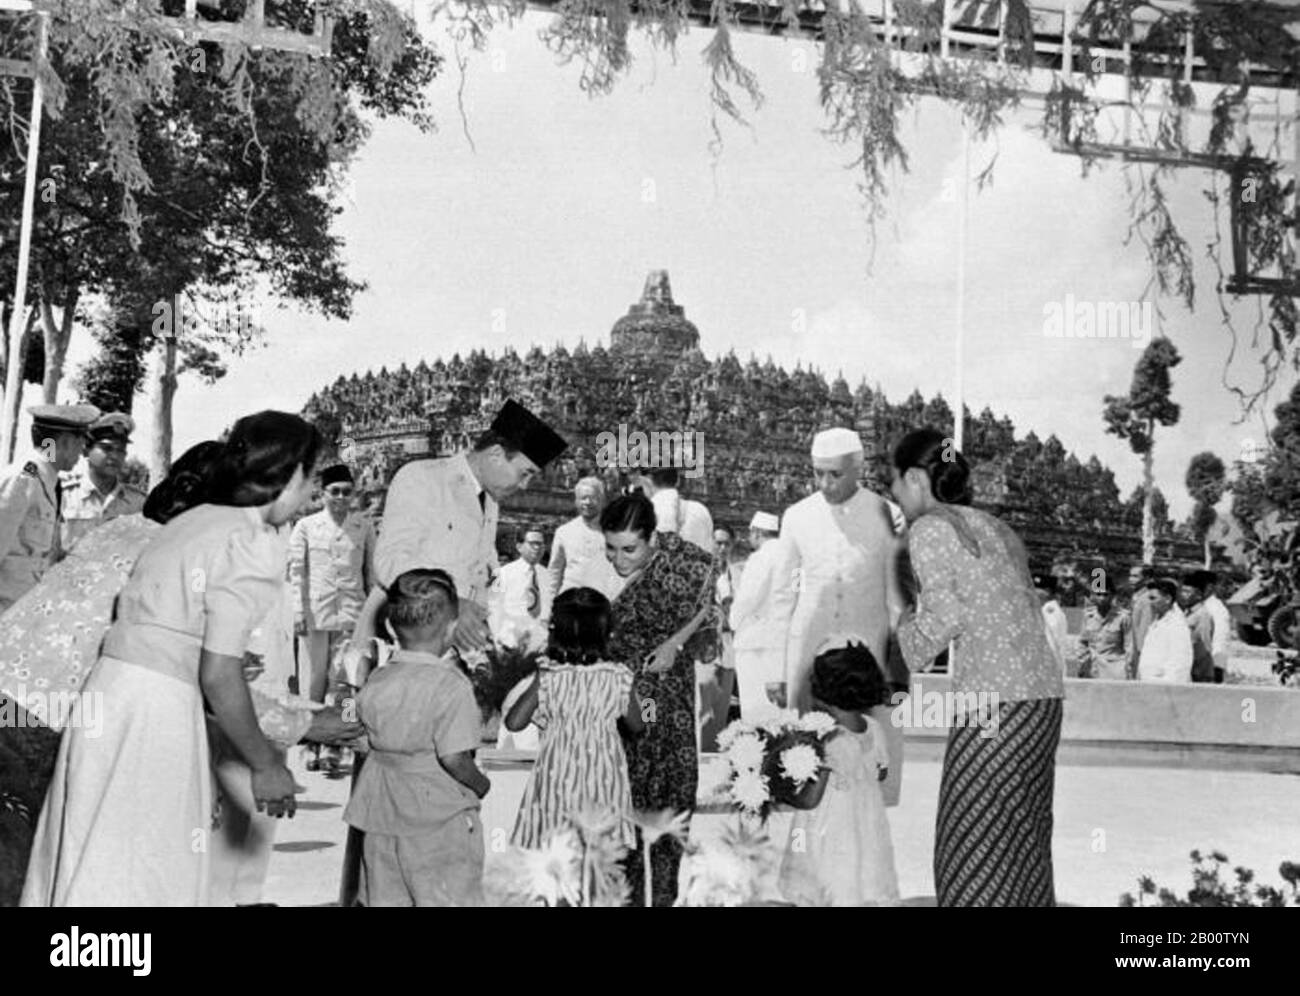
[505,587,642,850]
[779,641,900,907]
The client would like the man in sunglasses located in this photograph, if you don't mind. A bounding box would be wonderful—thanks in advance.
[59,412,147,554]
[288,463,376,771]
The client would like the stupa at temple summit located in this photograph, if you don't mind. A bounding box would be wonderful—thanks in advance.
[301,271,1194,571]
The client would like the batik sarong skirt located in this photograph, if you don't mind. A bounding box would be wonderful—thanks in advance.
[934,696,1063,907]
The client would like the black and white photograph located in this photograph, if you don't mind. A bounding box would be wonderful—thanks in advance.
[0,0,1296,944]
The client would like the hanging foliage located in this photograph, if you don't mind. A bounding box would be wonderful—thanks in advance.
[438,0,1300,408]
[0,0,421,249]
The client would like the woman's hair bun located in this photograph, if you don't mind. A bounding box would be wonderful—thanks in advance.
[930,451,972,505]
[892,426,974,507]
[143,440,225,524]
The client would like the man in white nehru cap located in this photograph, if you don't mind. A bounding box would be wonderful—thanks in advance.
[728,510,787,719]
[770,426,908,804]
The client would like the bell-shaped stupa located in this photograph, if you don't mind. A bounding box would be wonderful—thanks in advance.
[609,270,700,361]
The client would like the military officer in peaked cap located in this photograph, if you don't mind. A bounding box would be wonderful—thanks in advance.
[59,411,147,554]
[0,403,100,611]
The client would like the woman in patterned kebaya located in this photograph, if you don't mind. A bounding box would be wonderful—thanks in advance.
[505,587,642,851]
[893,427,1065,907]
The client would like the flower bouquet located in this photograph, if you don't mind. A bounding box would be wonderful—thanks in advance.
[460,639,544,728]
[716,709,838,822]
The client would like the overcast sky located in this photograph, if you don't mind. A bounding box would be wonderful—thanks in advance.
[53,9,1297,519]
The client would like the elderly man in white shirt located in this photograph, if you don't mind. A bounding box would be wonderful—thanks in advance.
[1137,578,1193,683]
[548,476,624,601]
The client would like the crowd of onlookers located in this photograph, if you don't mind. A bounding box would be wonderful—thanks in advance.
[1036,566,1233,683]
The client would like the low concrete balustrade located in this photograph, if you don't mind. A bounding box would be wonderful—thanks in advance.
[895,674,1300,773]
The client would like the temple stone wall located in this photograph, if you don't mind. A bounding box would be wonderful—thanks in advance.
[310,270,1202,571]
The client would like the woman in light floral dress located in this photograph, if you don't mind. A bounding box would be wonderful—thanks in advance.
[0,446,219,906]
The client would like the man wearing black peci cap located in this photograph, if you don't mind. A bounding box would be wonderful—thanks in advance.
[371,398,567,653]
[338,399,566,907]
[289,463,376,771]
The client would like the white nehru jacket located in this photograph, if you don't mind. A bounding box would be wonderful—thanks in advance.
[772,487,905,710]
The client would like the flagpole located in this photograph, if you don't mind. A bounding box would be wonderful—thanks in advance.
[954,115,969,452]
[0,6,45,464]
[948,111,971,681]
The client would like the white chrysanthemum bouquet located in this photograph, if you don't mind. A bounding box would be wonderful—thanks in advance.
[717,709,838,821]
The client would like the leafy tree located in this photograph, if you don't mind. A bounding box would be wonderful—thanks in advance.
[1230,459,1269,537]
[1103,338,1182,564]
[1124,484,1171,540]
[444,0,1300,404]
[1262,379,1300,518]
[1186,451,1227,567]
[0,0,438,472]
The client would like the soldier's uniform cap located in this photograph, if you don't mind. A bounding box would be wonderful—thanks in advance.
[88,412,134,441]
[27,403,101,433]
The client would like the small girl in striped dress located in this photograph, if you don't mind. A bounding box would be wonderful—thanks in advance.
[505,587,643,848]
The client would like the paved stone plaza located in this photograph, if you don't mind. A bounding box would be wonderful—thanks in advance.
[262,745,1300,907]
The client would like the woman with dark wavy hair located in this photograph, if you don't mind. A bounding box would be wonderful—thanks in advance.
[891,427,1064,907]
[21,412,325,907]
[600,492,718,907]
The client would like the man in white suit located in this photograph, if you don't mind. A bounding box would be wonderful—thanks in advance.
[340,399,566,906]
[369,399,567,652]
[771,427,909,804]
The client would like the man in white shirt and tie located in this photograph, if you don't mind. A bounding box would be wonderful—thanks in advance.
[489,525,553,649]
[548,477,624,601]
[1137,578,1194,683]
